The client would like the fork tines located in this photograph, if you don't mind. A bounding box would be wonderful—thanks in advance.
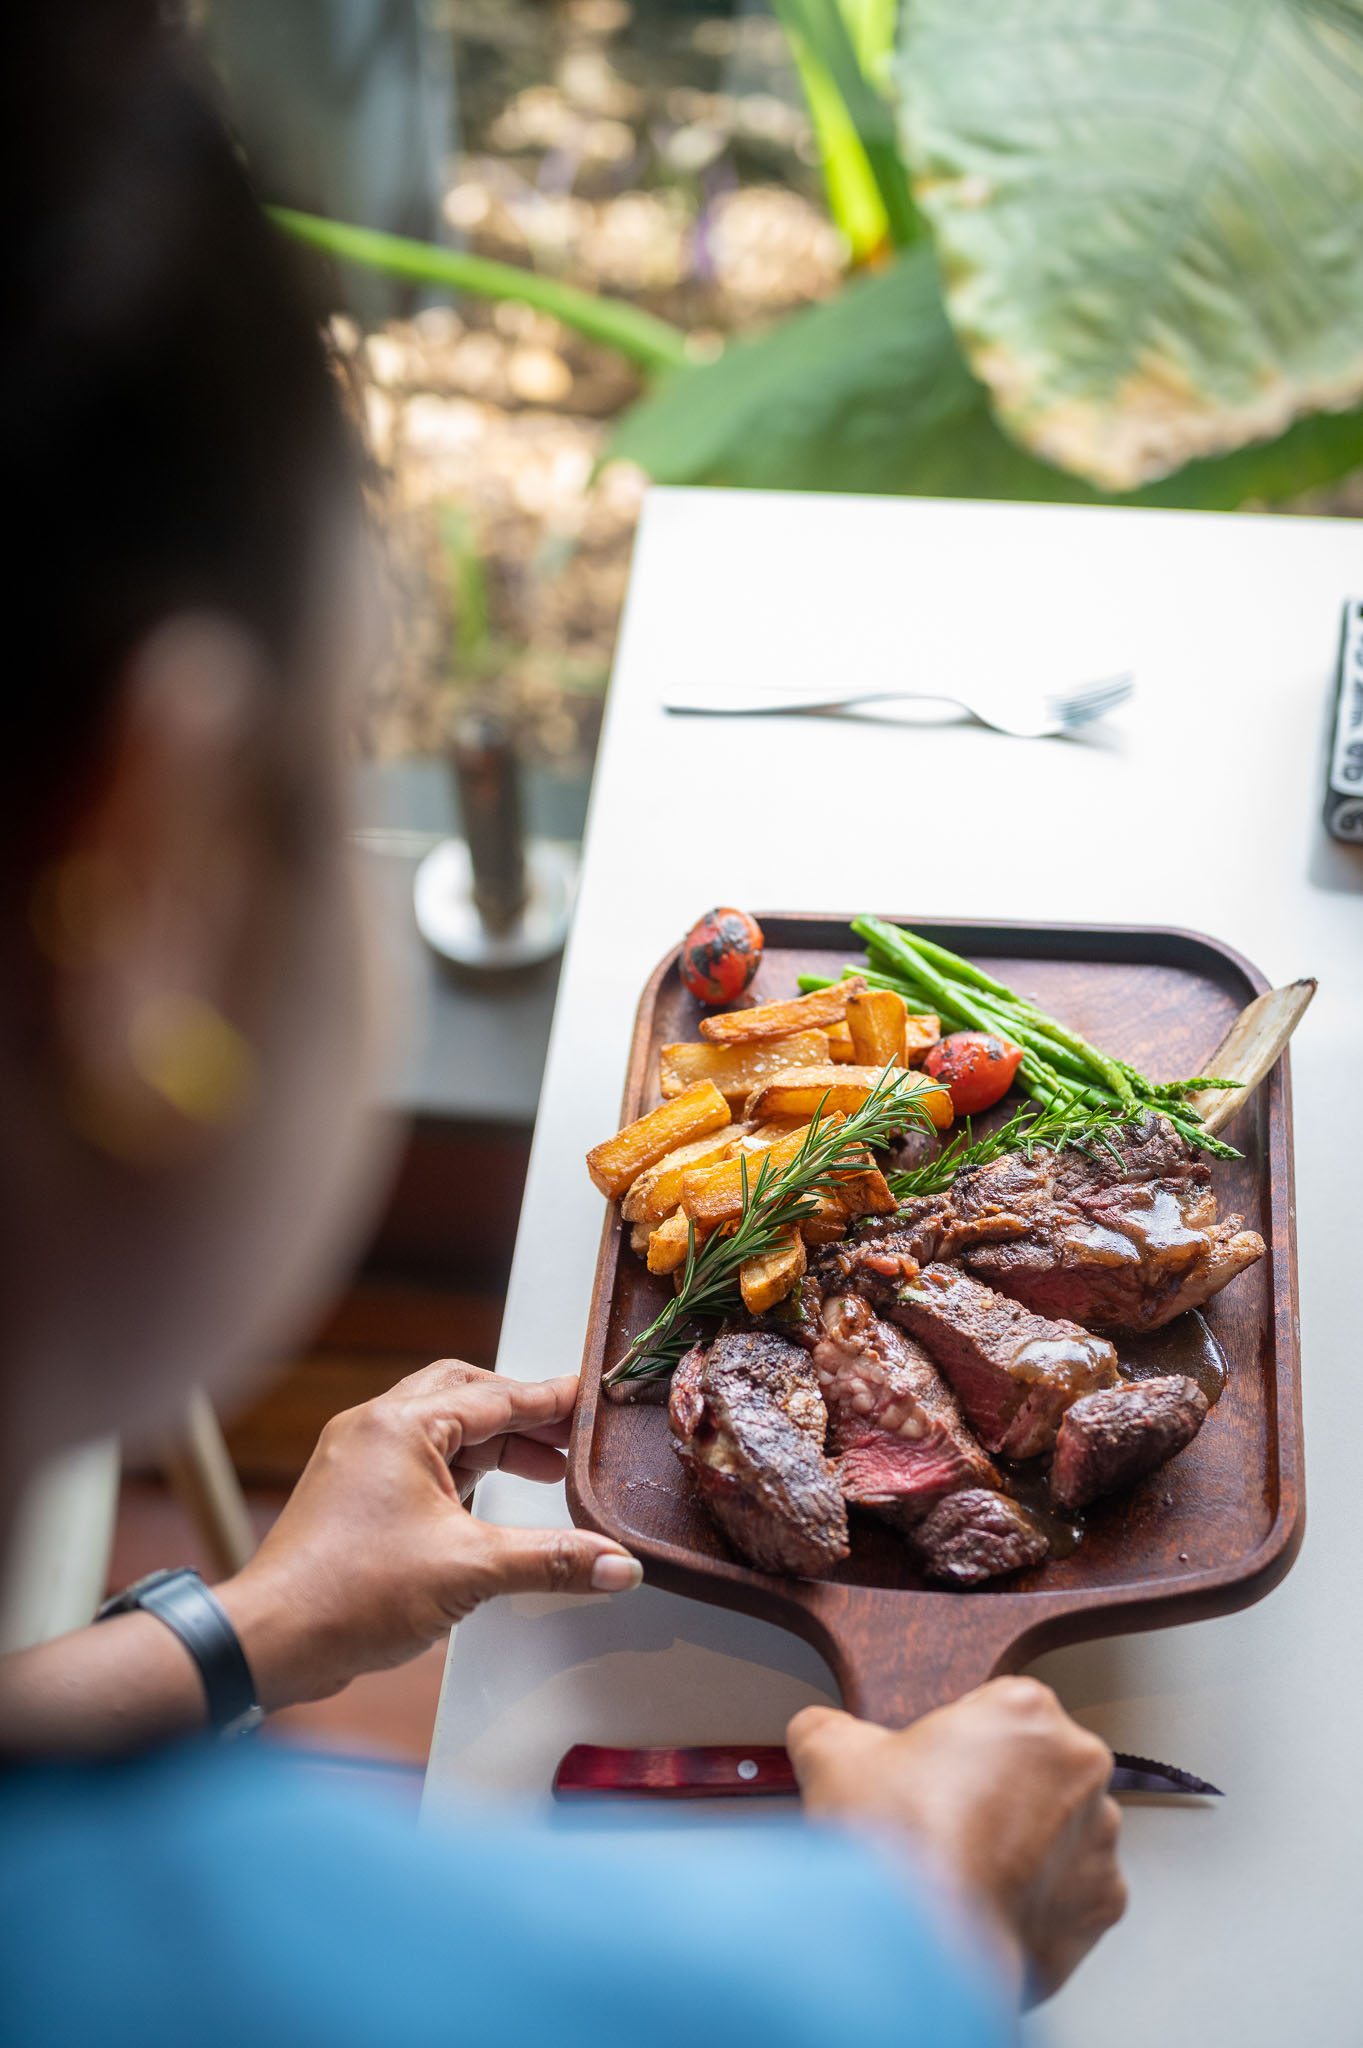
[1046,674,1134,727]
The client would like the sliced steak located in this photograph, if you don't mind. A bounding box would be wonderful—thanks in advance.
[880,1116,1262,1333]
[856,1261,1119,1459]
[811,1295,997,1528]
[1049,1374,1209,1510]
[669,1328,849,1577]
[911,1488,1050,1587]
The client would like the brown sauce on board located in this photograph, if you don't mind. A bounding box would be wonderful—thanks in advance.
[1115,1307,1228,1409]
[995,1311,1228,1560]
[1000,1464,1085,1559]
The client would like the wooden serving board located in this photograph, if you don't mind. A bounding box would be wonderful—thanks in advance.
[566,916,1303,1727]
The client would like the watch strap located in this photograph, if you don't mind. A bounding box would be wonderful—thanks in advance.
[97,1568,261,1735]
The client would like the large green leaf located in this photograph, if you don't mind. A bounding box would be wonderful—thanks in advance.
[898,0,1363,490]
[608,244,1363,503]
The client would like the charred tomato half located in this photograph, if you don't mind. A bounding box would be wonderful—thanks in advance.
[923,1031,1024,1115]
[679,908,764,1006]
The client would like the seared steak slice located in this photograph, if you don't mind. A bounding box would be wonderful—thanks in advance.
[858,1262,1119,1459]
[911,1488,1049,1587]
[669,1329,849,1577]
[1050,1374,1209,1510]
[882,1116,1262,1334]
[812,1295,997,1528]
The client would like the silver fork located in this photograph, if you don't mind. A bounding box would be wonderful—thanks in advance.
[662,671,1133,739]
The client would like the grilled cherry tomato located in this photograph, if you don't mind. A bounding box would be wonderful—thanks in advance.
[923,1031,1024,1115]
[679,907,764,1006]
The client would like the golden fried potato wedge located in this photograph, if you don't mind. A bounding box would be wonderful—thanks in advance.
[743,1065,953,1128]
[904,1012,941,1066]
[847,988,908,1069]
[659,1031,828,1109]
[824,1020,856,1063]
[647,1207,698,1275]
[586,1081,730,1199]
[799,1198,850,1247]
[620,1125,751,1224]
[680,1121,841,1228]
[732,1117,809,1151]
[740,1228,807,1314]
[831,1164,898,1217]
[629,1219,654,1256]
[698,978,867,1045]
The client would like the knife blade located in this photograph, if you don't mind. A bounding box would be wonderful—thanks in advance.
[552,1743,1221,1801]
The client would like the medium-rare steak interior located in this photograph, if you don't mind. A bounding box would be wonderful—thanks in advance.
[886,1116,1263,1333]
[848,1261,1119,1460]
[1049,1375,1210,1510]
[811,1295,997,1527]
[669,1329,850,1577]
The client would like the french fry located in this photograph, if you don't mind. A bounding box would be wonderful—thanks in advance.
[659,1030,828,1108]
[743,1065,954,1129]
[904,1012,941,1066]
[698,978,867,1045]
[824,1020,856,1063]
[620,1125,751,1224]
[740,1227,807,1314]
[647,1207,698,1275]
[629,1219,654,1256]
[847,988,908,1069]
[586,1080,730,1199]
[680,1122,842,1229]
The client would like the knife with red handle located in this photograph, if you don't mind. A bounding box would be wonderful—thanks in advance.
[552,1743,1221,1800]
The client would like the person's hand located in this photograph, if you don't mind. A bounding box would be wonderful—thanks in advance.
[217,1360,640,1710]
[786,1678,1125,2004]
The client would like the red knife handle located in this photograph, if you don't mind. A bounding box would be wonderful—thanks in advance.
[551,1742,1217,1802]
[553,1743,798,1799]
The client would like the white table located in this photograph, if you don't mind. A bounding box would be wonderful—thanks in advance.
[425,489,1363,2044]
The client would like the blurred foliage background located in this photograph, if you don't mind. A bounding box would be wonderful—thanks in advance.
[203,0,1363,763]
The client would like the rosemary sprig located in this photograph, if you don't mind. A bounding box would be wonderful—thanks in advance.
[888,1098,1133,1202]
[605,1068,937,1387]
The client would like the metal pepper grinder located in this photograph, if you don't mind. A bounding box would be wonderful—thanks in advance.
[412,710,576,970]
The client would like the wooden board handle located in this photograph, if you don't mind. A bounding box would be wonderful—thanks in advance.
[806,1589,1036,1727]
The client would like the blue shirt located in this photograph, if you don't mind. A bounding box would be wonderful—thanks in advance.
[0,1741,1013,2046]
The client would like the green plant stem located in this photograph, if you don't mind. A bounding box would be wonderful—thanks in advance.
[269,208,692,374]
[770,0,919,254]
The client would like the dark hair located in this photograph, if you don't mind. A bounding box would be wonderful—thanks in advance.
[2,1,356,865]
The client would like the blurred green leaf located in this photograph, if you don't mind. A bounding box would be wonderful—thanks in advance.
[270,208,689,372]
[898,0,1363,490]
[608,245,1363,503]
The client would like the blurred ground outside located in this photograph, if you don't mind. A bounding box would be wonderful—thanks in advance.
[336,0,850,765]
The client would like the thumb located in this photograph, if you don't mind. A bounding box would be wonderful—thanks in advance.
[786,1704,880,1781]
[472,1521,644,1599]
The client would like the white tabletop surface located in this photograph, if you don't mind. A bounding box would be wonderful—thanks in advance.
[425,487,1363,2044]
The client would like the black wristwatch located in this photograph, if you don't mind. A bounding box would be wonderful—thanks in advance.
[96,1567,264,1738]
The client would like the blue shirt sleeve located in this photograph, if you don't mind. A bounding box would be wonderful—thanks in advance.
[0,1742,1014,2048]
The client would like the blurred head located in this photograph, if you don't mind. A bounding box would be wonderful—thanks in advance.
[0,2,389,1496]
